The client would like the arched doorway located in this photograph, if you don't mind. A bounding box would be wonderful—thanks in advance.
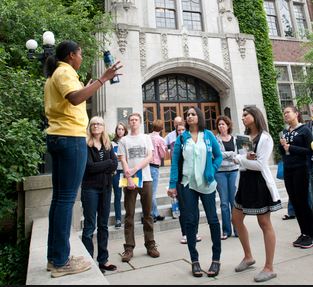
[142,73,220,136]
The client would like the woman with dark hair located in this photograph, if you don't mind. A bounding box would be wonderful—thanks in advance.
[44,40,122,278]
[215,116,239,240]
[280,105,313,249]
[168,106,223,278]
[81,116,118,273]
[232,106,282,283]
[112,122,128,229]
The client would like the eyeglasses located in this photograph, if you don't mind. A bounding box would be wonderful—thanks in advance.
[187,112,197,117]
[91,122,103,127]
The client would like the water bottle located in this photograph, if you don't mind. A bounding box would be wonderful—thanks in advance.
[103,51,120,84]
[171,197,180,219]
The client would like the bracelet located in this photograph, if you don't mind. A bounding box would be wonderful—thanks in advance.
[97,78,104,85]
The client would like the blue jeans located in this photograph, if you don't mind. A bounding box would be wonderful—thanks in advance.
[150,166,160,218]
[180,185,221,262]
[112,170,123,222]
[47,135,87,267]
[215,171,238,236]
[81,187,112,264]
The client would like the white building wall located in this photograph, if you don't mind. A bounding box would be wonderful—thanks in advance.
[95,0,265,135]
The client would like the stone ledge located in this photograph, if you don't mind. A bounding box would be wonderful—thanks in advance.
[26,217,109,285]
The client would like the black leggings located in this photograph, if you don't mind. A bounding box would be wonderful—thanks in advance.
[284,166,313,237]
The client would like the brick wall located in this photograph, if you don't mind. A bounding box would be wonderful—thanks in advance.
[271,39,310,62]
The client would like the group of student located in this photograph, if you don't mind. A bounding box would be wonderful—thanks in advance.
[43,40,313,282]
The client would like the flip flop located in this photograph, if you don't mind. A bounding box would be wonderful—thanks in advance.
[282,214,296,220]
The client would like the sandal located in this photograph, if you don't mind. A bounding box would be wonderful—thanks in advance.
[192,261,203,277]
[196,234,202,242]
[282,214,296,220]
[207,261,220,277]
[180,235,187,244]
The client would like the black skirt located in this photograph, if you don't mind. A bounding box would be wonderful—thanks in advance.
[234,169,282,215]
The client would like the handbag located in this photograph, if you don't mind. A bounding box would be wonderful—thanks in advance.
[276,161,284,180]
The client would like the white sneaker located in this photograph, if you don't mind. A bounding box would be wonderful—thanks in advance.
[51,256,91,278]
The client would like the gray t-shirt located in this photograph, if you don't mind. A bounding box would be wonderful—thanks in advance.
[118,133,153,182]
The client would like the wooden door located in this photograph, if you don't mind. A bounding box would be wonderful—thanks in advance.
[143,104,157,134]
[160,103,180,137]
[200,103,220,134]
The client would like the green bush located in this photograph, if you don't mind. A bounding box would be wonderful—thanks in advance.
[0,238,29,285]
[233,0,284,160]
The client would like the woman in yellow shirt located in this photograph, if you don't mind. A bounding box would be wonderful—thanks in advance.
[44,40,122,278]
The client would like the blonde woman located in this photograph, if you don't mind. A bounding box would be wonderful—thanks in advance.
[81,116,118,273]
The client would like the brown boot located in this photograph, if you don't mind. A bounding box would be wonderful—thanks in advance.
[145,242,160,258]
[121,248,133,262]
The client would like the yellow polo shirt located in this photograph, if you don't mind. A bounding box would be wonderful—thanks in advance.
[44,62,88,137]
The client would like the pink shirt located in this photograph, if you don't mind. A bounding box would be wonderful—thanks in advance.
[150,131,166,166]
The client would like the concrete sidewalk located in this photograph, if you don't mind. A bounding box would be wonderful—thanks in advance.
[102,208,313,285]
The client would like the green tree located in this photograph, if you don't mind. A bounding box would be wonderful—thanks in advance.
[0,0,113,283]
[233,0,284,159]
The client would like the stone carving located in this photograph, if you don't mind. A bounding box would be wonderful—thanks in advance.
[182,32,189,58]
[218,0,234,22]
[221,38,230,73]
[116,24,128,54]
[201,33,210,61]
[161,33,169,60]
[235,34,247,59]
[139,32,146,70]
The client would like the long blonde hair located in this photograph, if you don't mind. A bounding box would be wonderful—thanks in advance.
[87,116,111,150]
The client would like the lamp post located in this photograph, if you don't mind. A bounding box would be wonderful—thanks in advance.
[25,31,55,63]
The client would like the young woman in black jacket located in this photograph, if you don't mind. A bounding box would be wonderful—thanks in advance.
[81,116,118,273]
[280,106,313,249]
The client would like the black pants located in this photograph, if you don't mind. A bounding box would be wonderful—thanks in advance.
[284,166,313,237]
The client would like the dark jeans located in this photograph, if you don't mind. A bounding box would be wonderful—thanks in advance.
[81,187,112,264]
[123,181,154,249]
[176,184,199,237]
[112,170,123,222]
[47,135,87,267]
[180,184,221,262]
[284,166,313,237]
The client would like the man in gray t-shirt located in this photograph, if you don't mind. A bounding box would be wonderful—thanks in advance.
[118,112,160,262]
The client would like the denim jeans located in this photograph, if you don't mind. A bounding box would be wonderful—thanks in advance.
[81,187,112,264]
[47,135,87,267]
[215,170,238,237]
[112,170,123,222]
[180,184,221,262]
[150,166,160,218]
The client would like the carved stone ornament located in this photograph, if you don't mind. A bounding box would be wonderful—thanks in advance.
[182,32,189,58]
[221,38,230,73]
[161,33,169,60]
[218,0,234,21]
[201,33,210,61]
[235,34,247,59]
[139,32,146,71]
[116,24,129,54]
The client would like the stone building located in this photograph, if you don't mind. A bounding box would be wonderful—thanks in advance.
[92,0,265,136]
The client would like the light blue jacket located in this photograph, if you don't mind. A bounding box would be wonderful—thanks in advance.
[169,129,222,189]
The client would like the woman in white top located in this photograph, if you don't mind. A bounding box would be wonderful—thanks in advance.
[232,106,282,283]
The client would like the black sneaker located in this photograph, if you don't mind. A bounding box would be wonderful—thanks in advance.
[299,235,313,249]
[293,234,305,247]
[115,220,122,229]
[155,215,165,221]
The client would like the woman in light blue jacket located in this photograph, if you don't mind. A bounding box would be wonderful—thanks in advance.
[167,106,222,278]
[215,116,239,240]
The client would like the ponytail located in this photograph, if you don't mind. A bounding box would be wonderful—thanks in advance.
[44,55,58,78]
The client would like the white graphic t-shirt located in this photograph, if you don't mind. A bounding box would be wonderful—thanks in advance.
[118,133,153,182]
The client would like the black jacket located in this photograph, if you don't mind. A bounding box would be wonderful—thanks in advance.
[81,144,118,190]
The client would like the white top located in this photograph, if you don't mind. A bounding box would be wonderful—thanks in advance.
[164,130,177,146]
[235,131,280,202]
[118,133,153,182]
[181,132,217,194]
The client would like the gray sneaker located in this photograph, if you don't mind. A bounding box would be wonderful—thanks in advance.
[51,256,91,278]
